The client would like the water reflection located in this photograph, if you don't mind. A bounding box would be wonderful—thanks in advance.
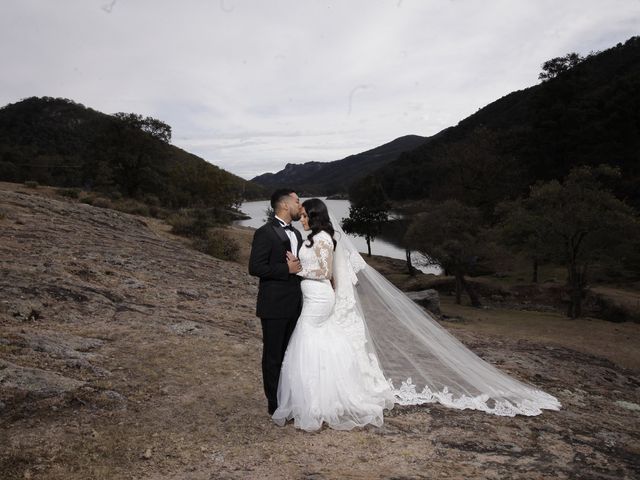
[236,199,441,275]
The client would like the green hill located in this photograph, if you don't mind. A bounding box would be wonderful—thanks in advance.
[0,96,265,208]
[362,36,640,212]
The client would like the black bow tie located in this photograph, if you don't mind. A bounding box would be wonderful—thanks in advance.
[280,223,296,232]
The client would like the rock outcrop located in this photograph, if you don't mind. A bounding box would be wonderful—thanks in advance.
[406,289,441,315]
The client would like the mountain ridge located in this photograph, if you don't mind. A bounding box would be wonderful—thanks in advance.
[251,134,428,195]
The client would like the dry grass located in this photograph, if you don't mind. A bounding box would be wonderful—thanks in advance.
[439,295,640,371]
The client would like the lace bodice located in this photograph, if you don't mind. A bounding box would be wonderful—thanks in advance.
[297,230,334,280]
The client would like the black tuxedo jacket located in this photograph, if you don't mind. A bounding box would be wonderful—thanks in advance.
[248,218,303,319]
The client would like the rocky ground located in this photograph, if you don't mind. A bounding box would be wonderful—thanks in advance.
[1,183,639,479]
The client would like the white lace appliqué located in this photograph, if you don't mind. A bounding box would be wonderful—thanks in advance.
[297,232,333,280]
[330,279,393,397]
[389,377,561,417]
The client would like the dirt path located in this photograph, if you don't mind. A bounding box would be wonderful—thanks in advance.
[1,184,639,479]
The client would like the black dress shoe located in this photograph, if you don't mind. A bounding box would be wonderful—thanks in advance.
[268,404,277,415]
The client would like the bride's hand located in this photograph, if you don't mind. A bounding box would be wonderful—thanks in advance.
[286,251,297,262]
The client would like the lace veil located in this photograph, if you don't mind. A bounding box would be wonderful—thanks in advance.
[328,212,561,417]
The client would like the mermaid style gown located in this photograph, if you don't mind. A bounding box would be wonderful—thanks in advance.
[271,231,395,431]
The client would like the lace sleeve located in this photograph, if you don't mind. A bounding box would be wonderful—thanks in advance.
[297,233,333,280]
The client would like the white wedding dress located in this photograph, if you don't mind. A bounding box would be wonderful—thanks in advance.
[273,219,561,432]
[272,231,396,431]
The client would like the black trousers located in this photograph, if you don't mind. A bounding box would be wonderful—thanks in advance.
[260,316,298,410]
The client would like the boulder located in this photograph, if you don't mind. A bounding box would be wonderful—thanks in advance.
[406,289,441,315]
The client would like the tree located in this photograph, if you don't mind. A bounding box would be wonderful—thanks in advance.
[495,200,549,283]
[113,112,172,143]
[538,52,584,81]
[108,118,159,197]
[405,199,486,306]
[496,164,639,318]
[342,176,389,257]
[342,205,388,257]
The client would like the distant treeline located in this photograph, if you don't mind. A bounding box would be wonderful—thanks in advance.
[0,96,265,210]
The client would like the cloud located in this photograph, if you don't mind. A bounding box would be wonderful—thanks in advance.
[1,0,639,178]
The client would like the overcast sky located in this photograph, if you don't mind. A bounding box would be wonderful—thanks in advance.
[2,1,639,179]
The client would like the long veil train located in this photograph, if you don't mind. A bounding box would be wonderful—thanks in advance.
[328,212,561,417]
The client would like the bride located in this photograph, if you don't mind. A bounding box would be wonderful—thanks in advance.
[272,198,561,431]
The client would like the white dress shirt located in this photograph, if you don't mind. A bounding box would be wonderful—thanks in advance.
[275,215,298,254]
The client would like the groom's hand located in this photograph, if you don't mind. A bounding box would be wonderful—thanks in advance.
[286,251,302,273]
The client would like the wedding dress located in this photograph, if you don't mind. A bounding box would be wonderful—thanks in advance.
[273,216,561,432]
[272,230,396,431]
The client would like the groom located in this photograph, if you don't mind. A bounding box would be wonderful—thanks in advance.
[248,188,303,415]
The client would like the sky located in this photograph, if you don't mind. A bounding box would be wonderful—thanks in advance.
[1,1,639,179]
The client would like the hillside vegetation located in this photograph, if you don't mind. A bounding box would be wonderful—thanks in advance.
[363,36,640,209]
[0,97,265,209]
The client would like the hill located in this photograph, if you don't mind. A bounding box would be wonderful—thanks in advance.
[251,134,427,195]
[361,36,640,210]
[0,96,266,208]
[1,182,639,478]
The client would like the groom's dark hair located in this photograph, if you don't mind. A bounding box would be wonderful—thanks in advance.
[270,188,296,209]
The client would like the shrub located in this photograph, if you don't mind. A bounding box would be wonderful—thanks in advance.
[112,199,150,217]
[167,212,194,235]
[92,197,112,209]
[167,210,218,237]
[108,190,123,201]
[80,194,95,205]
[57,187,81,199]
[148,205,169,218]
[24,180,39,188]
[142,194,161,206]
[194,229,239,262]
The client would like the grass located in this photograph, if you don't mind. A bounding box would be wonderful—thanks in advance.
[439,295,640,370]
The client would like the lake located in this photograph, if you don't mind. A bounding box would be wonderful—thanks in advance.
[236,199,442,275]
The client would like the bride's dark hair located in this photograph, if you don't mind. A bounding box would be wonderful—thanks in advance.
[302,198,337,250]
